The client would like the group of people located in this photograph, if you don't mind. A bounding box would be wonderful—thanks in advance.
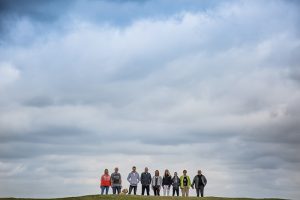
[100,166,207,197]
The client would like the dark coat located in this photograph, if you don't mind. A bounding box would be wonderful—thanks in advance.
[140,172,152,185]
[172,176,180,188]
[192,175,207,189]
[162,175,172,186]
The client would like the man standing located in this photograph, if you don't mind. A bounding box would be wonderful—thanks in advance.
[111,167,122,195]
[192,170,207,197]
[140,167,152,196]
[127,166,140,195]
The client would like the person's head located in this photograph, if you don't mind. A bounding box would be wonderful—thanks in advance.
[164,169,170,176]
[174,172,178,176]
[104,169,109,175]
[132,166,136,172]
[114,167,119,173]
[145,167,148,173]
[183,170,187,175]
[198,170,202,175]
[155,170,159,176]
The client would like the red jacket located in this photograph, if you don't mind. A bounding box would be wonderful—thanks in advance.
[100,174,111,186]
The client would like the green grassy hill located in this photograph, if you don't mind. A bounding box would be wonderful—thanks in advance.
[0,194,286,200]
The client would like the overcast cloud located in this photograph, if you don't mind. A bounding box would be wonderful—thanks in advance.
[0,0,300,199]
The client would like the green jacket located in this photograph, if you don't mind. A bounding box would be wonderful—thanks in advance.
[180,175,191,189]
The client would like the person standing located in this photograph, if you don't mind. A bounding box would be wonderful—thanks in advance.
[152,170,162,196]
[111,167,122,195]
[127,166,140,195]
[140,167,152,196]
[180,169,192,197]
[192,170,207,197]
[172,172,180,196]
[162,169,172,196]
[100,169,111,195]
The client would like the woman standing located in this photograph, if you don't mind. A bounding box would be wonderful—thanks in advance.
[172,172,180,196]
[180,169,192,197]
[162,169,172,196]
[152,170,162,196]
[100,169,111,195]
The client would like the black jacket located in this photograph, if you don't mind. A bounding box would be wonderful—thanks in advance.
[162,175,172,186]
[140,172,152,185]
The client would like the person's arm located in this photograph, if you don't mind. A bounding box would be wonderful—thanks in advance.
[191,176,195,188]
[159,176,163,189]
[149,174,152,185]
[168,176,172,187]
[179,176,183,189]
[203,175,207,186]
[127,173,131,183]
[137,173,140,184]
[188,176,192,187]
[110,174,113,184]
[179,178,181,187]
[100,175,104,186]
[139,173,142,182]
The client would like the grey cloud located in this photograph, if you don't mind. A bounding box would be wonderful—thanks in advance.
[23,96,55,107]
[139,130,237,146]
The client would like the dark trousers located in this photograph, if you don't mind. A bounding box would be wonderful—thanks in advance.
[112,186,121,194]
[196,185,205,197]
[153,186,160,196]
[173,187,179,196]
[129,185,137,195]
[142,185,150,195]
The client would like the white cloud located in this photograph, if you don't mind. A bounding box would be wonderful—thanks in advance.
[0,62,20,90]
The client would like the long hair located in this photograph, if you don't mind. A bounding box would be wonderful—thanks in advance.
[164,169,170,177]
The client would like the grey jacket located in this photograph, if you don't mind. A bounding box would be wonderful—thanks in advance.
[140,172,152,185]
[111,172,122,187]
[192,175,207,189]
[151,176,162,187]
[172,176,180,188]
[127,172,140,186]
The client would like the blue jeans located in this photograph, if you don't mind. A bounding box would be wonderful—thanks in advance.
[101,186,109,195]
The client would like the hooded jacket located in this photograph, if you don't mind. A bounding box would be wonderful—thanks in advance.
[100,174,111,186]
[127,171,140,186]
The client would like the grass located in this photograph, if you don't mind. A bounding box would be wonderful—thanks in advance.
[0,194,286,200]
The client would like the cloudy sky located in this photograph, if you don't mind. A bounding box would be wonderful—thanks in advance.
[0,0,300,199]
